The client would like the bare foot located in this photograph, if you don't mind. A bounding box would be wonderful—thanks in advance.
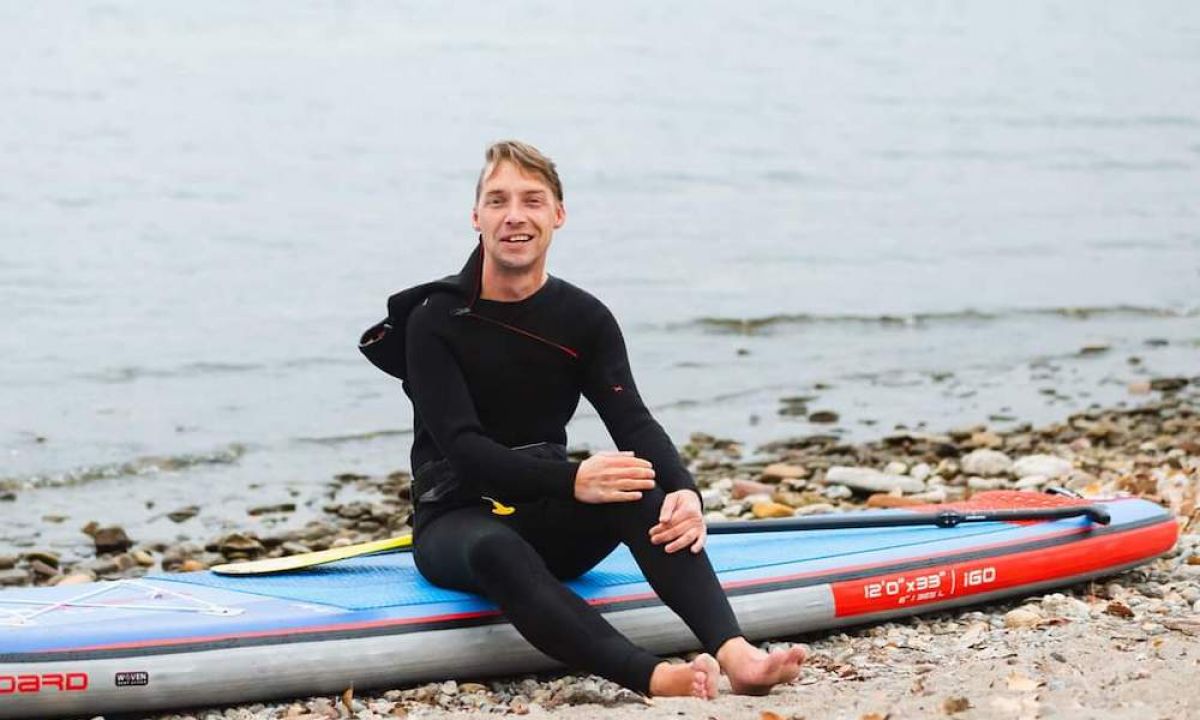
[648,654,720,699]
[716,638,806,696]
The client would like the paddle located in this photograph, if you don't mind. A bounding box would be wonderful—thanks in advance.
[211,535,412,575]
[210,503,1108,575]
[705,504,1110,534]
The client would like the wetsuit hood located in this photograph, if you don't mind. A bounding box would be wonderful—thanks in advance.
[359,240,483,381]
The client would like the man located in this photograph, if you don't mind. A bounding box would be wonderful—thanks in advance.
[361,140,804,699]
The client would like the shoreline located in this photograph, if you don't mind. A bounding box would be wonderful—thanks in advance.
[2,384,1197,719]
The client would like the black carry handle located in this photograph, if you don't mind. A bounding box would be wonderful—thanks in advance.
[706,504,1110,535]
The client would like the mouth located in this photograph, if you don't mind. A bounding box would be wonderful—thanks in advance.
[500,234,533,244]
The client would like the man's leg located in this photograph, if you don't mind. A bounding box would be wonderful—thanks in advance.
[413,505,664,693]
[542,490,805,695]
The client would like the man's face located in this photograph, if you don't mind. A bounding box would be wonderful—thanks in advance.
[472,161,565,274]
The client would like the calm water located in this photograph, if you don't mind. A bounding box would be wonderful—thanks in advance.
[2,2,1198,556]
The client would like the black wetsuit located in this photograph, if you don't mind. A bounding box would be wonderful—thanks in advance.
[360,243,742,692]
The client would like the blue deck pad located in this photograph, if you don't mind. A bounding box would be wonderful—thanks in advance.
[158,517,1085,611]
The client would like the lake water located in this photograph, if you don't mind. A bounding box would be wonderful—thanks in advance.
[2,1,1198,557]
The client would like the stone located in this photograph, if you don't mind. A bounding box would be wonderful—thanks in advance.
[809,410,839,423]
[1128,381,1152,395]
[1012,454,1073,479]
[752,502,796,519]
[132,550,155,567]
[92,526,133,554]
[218,533,265,559]
[866,493,925,508]
[167,506,200,522]
[732,479,775,500]
[967,476,1008,491]
[967,431,1004,449]
[23,550,60,568]
[825,466,925,494]
[1003,606,1043,629]
[29,559,59,578]
[248,503,297,516]
[1015,474,1048,490]
[792,503,836,516]
[1149,377,1188,392]
[883,461,907,475]
[0,568,28,586]
[761,463,807,481]
[54,572,96,586]
[823,484,853,500]
[910,463,932,481]
[180,559,208,572]
[0,555,16,570]
[960,449,1013,476]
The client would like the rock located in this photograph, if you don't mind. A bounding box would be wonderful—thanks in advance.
[1012,454,1074,479]
[824,484,853,500]
[1078,343,1110,356]
[280,541,312,556]
[1149,377,1188,393]
[1014,474,1048,490]
[1040,593,1090,620]
[883,461,907,475]
[967,476,1008,491]
[1128,381,1152,395]
[910,463,932,481]
[218,533,265,559]
[793,503,836,516]
[942,696,972,714]
[752,502,796,519]
[54,572,96,586]
[967,431,1004,449]
[960,449,1013,476]
[0,568,28,586]
[1003,606,1043,629]
[167,506,200,522]
[809,410,839,423]
[248,503,297,516]
[700,488,724,511]
[92,526,133,554]
[132,550,155,567]
[825,466,925,494]
[29,559,59,578]
[762,463,807,481]
[732,479,775,500]
[866,494,925,508]
[23,551,60,568]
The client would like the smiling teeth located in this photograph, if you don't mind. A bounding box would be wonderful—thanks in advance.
[504,235,532,242]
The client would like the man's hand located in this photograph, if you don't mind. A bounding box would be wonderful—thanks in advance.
[649,489,706,554]
[574,451,656,503]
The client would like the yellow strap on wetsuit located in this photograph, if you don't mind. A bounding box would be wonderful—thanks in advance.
[483,496,516,516]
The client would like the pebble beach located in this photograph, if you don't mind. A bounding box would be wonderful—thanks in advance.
[3,379,1197,719]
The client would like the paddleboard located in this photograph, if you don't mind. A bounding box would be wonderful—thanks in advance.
[0,491,1177,718]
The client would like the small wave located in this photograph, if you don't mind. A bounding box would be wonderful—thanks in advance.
[0,444,247,491]
[294,429,412,446]
[676,305,1200,335]
[80,361,264,384]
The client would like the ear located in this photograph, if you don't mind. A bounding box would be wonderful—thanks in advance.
[471,206,481,232]
[554,202,566,229]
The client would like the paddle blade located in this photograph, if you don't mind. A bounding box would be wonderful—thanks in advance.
[210,535,413,575]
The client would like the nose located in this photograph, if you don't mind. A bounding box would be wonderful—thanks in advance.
[503,200,526,225]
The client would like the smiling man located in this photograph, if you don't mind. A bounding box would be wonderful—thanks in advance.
[362,140,804,699]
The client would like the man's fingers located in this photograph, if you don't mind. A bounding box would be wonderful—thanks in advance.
[607,490,643,502]
[658,491,680,523]
[690,532,706,553]
[665,528,698,553]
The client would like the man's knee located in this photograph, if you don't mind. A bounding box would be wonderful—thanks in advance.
[464,526,543,579]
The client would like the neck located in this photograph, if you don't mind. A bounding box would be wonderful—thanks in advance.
[479,256,548,302]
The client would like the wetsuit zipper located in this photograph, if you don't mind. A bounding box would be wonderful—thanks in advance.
[453,308,580,360]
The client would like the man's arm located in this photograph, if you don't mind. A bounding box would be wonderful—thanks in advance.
[405,302,580,501]
[580,305,700,499]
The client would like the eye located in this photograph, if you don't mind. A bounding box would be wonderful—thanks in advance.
[486,197,504,207]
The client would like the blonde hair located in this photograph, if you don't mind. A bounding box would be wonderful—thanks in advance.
[475,140,563,203]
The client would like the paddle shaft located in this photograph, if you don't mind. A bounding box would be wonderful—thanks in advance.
[706,505,1110,535]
